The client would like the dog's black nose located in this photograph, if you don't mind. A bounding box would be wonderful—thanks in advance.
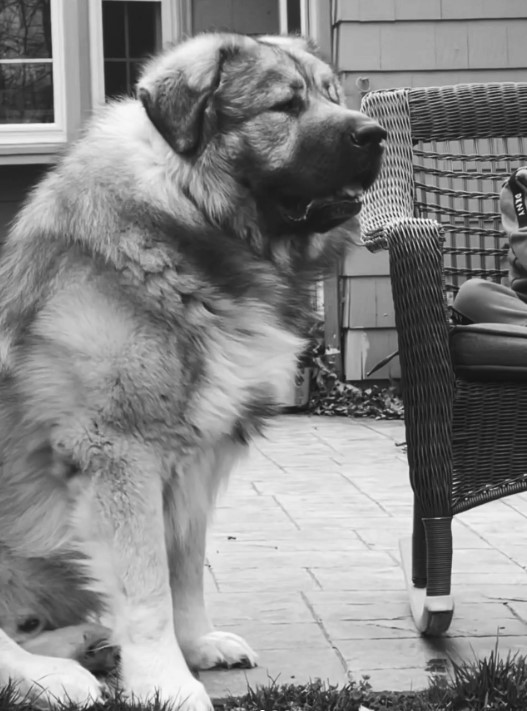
[351,118,387,147]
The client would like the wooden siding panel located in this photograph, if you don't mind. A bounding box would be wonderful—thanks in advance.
[342,277,395,329]
[323,273,343,378]
[440,0,527,20]
[334,0,393,22]
[342,68,527,110]
[379,22,436,71]
[336,0,527,21]
[467,21,508,69]
[342,240,389,277]
[434,22,468,70]
[358,0,395,22]
[344,329,400,380]
[394,0,442,20]
[506,22,527,68]
[337,20,527,73]
[336,23,382,71]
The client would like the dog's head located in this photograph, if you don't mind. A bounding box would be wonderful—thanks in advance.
[137,33,385,236]
[0,551,101,643]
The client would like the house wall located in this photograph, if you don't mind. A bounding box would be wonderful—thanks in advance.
[0,166,50,245]
[334,0,527,380]
[192,0,279,34]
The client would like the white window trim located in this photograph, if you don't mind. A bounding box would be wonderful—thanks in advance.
[0,0,67,145]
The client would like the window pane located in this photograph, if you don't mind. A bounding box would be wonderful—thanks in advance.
[103,1,126,59]
[0,0,52,59]
[128,2,160,59]
[104,60,127,99]
[287,0,301,34]
[0,62,53,123]
[192,0,279,35]
[103,1,161,99]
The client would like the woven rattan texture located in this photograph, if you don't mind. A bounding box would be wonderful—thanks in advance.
[422,517,453,597]
[360,89,414,238]
[411,137,527,298]
[408,85,527,297]
[385,222,454,518]
[360,82,527,519]
[452,380,527,514]
[409,83,527,142]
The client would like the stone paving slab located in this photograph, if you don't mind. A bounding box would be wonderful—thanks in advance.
[200,414,527,698]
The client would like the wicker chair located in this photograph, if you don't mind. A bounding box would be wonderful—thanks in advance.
[359,83,527,635]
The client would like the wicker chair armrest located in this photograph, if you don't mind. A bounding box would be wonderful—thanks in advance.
[368,217,455,517]
[359,89,416,237]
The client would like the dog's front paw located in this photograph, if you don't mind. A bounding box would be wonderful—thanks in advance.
[21,622,119,676]
[183,630,258,670]
[76,623,120,674]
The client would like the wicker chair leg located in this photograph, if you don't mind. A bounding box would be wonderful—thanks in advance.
[400,516,454,636]
[412,500,427,588]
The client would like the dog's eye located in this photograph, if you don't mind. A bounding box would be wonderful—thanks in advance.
[270,96,300,113]
[325,84,340,104]
[17,616,42,634]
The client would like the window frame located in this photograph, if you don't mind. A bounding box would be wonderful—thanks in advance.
[89,0,181,108]
[90,0,322,107]
[279,0,306,34]
[0,0,67,145]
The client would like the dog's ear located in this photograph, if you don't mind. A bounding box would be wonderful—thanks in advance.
[137,39,239,154]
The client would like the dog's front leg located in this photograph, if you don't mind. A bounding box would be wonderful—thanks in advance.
[164,458,257,671]
[77,441,213,710]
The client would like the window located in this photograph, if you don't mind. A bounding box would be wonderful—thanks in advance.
[286,0,302,34]
[0,0,65,144]
[192,0,302,36]
[102,1,162,99]
[91,0,315,107]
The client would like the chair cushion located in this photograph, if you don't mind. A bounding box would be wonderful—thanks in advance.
[450,323,527,380]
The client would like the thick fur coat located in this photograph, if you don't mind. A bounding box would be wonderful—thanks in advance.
[0,32,384,709]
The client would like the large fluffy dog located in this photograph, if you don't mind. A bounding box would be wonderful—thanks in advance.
[0,32,384,709]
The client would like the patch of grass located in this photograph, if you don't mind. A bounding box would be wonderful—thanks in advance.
[448,643,527,710]
[217,678,440,711]
[218,651,527,711]
[3,647,527,710]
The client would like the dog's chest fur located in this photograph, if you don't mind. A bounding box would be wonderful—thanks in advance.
[193,305,304,442]
[112,224,310,447]
[25,260,306,456]
[133,289,306,447]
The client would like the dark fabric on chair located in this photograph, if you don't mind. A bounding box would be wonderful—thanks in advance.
[451,323,527,380]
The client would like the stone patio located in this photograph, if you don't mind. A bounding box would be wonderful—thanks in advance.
[201,414,527,700]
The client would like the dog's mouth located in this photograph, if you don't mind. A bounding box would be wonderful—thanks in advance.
[277,187,364,234]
